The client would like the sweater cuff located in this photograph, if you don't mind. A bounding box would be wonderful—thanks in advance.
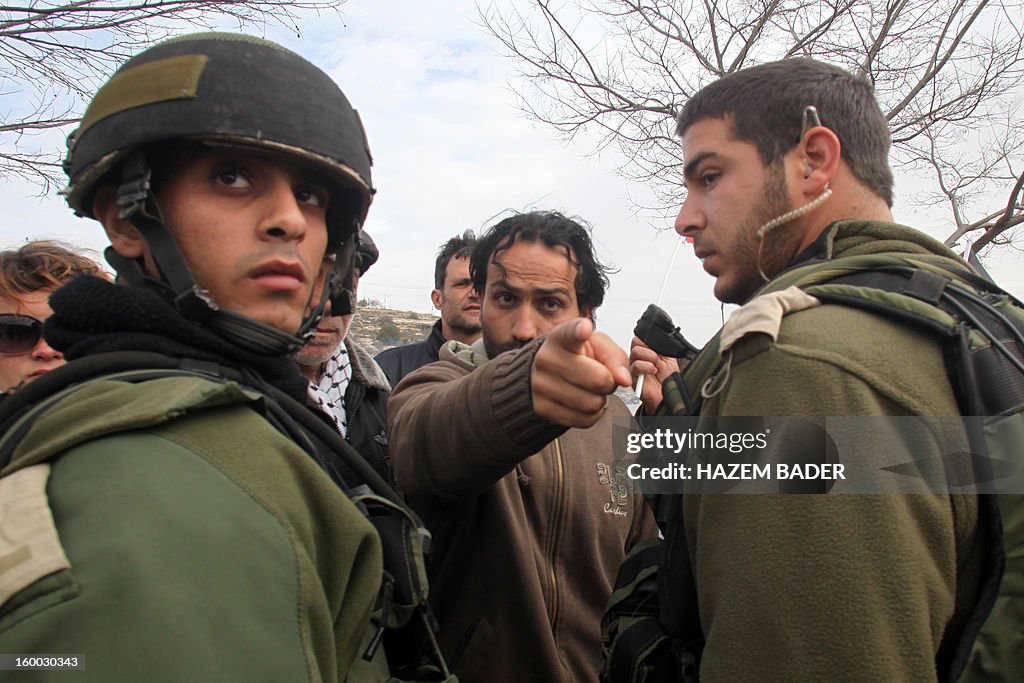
[491,337,567,451]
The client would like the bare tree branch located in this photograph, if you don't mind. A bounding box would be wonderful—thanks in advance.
[482,0,1024,252]
[969,170,1024,253]
[0,0,348,187]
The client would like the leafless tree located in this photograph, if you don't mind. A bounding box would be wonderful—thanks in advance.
[0,0,348,191]
[481,0,1024,257]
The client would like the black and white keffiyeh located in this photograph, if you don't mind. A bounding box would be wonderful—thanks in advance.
[309,342,353,437]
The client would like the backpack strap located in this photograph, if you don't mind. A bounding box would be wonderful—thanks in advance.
[937,494,1006,682]
[0,351,218,472]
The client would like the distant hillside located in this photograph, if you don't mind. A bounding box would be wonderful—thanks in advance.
[349,303,436,357]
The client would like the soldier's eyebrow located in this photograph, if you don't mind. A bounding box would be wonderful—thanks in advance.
[683,152,719,183]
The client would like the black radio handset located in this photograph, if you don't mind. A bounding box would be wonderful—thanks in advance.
[633,304,699,362]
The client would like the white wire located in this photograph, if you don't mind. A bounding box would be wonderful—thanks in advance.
[635,235,686,400]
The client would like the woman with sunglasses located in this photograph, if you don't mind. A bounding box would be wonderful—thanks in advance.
[0,241,105,392]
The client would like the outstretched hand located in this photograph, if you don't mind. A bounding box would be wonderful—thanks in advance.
[531,318,631,428]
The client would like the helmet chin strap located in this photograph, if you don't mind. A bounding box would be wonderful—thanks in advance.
[114,151,332,356]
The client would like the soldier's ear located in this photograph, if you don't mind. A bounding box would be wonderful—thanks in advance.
[798,125,841,198]
[93,185,146,259]
[431,288,443,310]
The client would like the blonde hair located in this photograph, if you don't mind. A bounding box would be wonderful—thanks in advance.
[0,240,107,302]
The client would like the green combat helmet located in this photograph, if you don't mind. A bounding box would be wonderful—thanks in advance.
[62,32,375,354]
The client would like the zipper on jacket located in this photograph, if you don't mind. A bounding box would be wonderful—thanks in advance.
[545,438,566,631]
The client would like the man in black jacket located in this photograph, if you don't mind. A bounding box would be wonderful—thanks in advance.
[375,231,480,386]
[296,230,392,485]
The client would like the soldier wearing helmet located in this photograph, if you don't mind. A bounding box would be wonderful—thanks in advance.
[62,32,374,353]
[0,33,445,682]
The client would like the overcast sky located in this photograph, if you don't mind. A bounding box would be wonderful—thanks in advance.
[1,0,1021,351]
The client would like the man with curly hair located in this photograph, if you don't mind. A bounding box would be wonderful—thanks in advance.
[389,210,657,682]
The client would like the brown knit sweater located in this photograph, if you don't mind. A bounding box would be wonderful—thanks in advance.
[388,337,658,682]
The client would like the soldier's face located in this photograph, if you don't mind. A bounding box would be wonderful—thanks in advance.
[675,117,796,304]
[147,149,331,334]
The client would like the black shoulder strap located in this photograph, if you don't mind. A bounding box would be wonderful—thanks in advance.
[0,352,202,471]
[937,494,1005,682]
[810,265,1024,414]
[0,351,404,507]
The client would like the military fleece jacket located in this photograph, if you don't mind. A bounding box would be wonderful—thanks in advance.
[672,220,985,682]
[389,338,658,683]
[0,374,385,682]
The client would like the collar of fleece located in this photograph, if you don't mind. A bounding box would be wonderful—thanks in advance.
[45,274,311,402]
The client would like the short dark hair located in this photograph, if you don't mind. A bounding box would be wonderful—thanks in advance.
[434,230,477,290]
[0,240,106,302]
[470,211,613,317]
[677,58,893,206]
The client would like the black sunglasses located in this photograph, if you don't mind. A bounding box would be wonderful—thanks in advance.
[0,314,44,355]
